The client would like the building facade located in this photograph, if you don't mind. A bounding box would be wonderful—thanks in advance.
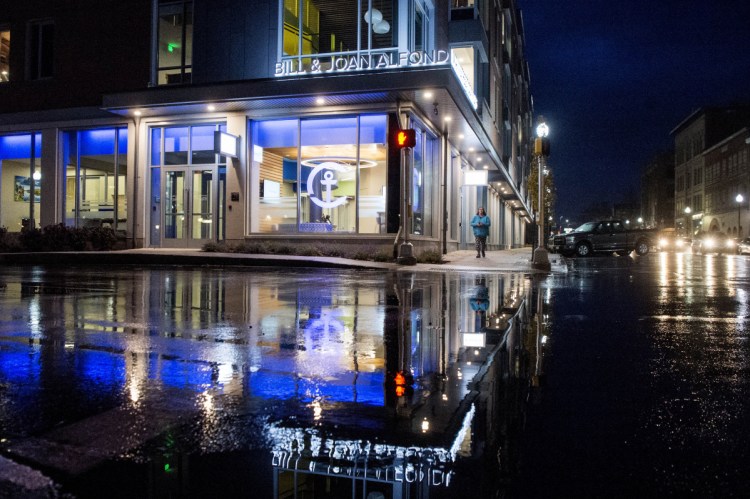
[640,150,674,229]
[702,127,750,237]
[0,0,534,255]
[671,107,750,236]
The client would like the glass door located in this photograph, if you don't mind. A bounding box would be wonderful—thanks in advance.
[162,166,216,248]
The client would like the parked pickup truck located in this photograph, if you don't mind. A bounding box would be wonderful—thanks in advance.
[549,220,656,257]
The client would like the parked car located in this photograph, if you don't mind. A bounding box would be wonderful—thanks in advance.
[657,231,691,252]
[548,220,655,257]
[737,237,750,255]
[691,231,735,255]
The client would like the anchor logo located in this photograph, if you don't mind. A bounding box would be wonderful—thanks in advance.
[307,162,350,209]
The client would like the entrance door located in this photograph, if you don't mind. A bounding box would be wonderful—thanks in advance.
[162,167,216,248]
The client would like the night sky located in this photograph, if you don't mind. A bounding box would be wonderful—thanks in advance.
[519,1,750,224]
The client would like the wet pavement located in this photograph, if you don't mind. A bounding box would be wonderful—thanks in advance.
[0,250,749,497]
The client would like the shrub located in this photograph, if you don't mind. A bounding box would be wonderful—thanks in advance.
[203,242,230,253]
[417,250,444,264]
[83,227,117,250]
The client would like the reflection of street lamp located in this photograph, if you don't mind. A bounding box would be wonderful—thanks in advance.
[736,194,744,237]
[29,170,41,230]
[532,118,550,270]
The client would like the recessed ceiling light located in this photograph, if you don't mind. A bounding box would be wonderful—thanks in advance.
[469,147,475,152]
[134,110,142,116]
[424,91,433,99]
[444,116,452,122]
[316,97,325,105]
[207,104,216,111]
[458,134,465,139]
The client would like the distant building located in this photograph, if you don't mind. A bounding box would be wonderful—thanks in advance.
[702,127,750,236]
[640,150,674,229]
[671,106,750,235]
[0,0,535,254]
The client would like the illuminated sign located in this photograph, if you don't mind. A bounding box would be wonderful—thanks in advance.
[214,131,240,158]
[306,162,350,209]
[450,57,478,110]
[394,129,416,149]
[275,50,450,77]
[462,333,486,347]
[463,170,488,186]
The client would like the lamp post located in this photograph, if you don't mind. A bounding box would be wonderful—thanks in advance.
[684,206,692,235]
[532,118,550,270]
[736,194,744,237]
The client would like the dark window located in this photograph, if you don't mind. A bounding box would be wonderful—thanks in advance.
[27,20,54,79]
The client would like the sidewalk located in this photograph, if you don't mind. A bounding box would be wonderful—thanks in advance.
[0,246,568,273]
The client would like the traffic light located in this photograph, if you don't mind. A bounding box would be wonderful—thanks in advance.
[393,128,416,149]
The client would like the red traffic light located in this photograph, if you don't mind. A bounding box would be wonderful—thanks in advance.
[394,128,416,149]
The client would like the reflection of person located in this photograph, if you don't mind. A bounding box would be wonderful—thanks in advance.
[470,276,490,331]
[470,207,491,258]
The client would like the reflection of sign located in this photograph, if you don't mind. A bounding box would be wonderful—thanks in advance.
[275,50,450,77]
[307,162,349,209]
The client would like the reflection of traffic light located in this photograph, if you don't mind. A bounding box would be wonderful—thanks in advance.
[394,371,406,396]
[392,128,416,149]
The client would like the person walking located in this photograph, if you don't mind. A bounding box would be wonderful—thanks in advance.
[470,207,491,258]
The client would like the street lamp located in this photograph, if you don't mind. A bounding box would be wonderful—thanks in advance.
[532,118,550,270]
[736,194,744,237]
[684,206,692,235]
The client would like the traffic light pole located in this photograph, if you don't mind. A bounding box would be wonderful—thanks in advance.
[398,146,417,265]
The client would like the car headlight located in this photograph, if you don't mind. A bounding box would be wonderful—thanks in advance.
[659,238,668,247]
[726,240,735,248]
[675,239,684,247]
[566,236,575,244]
[704,238,716,248]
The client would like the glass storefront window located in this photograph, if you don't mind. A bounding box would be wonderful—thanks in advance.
[252,114,387,234]
[410,126,436,236]
[0,133,41,231]
[301,117,358,231]
[253,119,300,232]
[63,128,128,232]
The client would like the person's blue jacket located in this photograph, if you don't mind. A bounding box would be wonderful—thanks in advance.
[470,214,491,237]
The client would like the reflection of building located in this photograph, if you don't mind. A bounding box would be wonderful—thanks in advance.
[0,0,533,253]
[1,267,538,497]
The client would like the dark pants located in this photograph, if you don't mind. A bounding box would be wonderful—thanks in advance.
[475,236,487,256]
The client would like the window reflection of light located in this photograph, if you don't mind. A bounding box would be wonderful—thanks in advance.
[217,363,234,385]
[659,252,668,287]
[29,297,42,337]
[726,252,735,285]
[128,381,141,403]
[200,391,214,413]
[311,399,323,421]
[705,255,716,297]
